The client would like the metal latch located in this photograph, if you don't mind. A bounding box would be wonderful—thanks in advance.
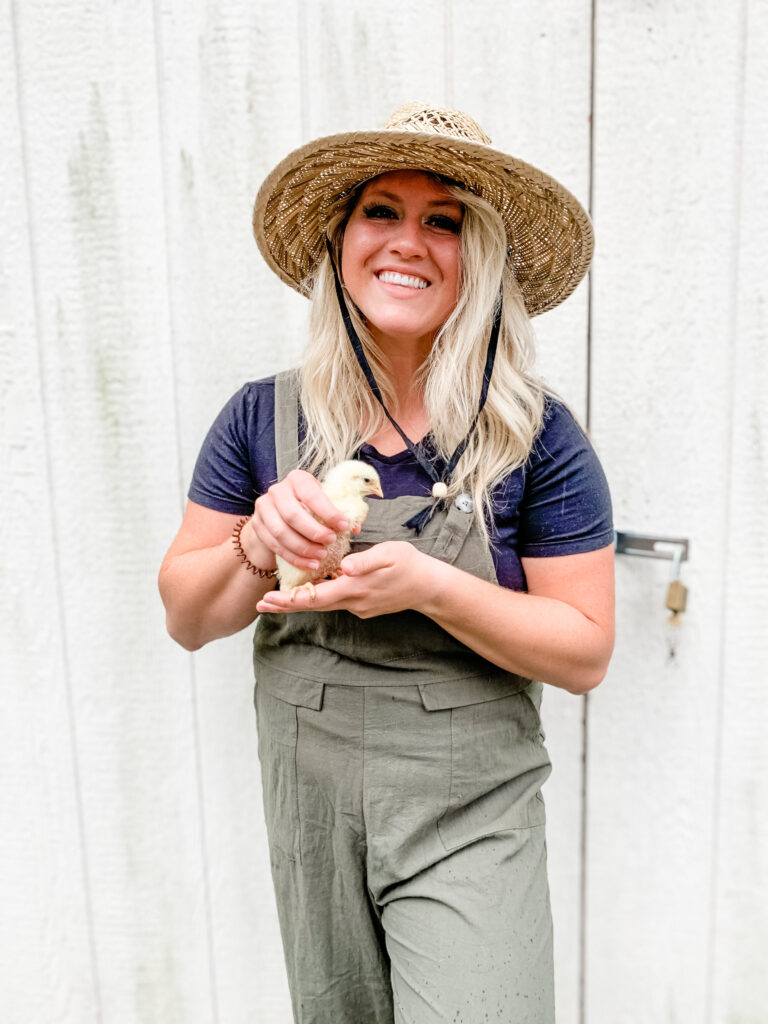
[614,531,690,624]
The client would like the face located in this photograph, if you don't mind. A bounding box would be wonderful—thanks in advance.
[340,170,463,352]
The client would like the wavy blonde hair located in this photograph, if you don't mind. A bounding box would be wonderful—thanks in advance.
[299,176,547,538]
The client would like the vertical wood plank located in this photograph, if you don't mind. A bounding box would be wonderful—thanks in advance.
[450,0,594,398]
[154,1,306,1019]
[711,0,768,1019]
[588,1,745,1019]
[301,0,447,138]
[8,2,214,1020]
[450,4,593,1020]
[1,3,98,1020]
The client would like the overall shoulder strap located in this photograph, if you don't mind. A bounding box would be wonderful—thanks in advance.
[273,367,301,480]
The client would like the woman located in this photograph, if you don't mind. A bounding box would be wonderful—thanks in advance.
[159,103,614,1024]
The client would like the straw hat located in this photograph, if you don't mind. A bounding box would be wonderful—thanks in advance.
[253,102,593,317]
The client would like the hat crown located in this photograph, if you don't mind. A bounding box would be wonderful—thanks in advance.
[382,102,492,146]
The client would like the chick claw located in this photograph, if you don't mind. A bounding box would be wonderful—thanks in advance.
[288,582,317,604]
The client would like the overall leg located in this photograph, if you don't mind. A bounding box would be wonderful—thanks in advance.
[383,827,553,1024]
[364,685,555,1024]
[255,682,394,1024]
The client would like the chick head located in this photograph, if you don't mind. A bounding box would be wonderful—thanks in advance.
[323,460,383,500]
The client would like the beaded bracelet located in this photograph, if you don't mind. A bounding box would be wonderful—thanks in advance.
[232,516,278,578]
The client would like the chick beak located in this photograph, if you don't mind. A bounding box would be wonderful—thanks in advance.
[368,480,384,499]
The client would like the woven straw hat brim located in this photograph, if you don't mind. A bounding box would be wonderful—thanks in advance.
[253,128,593,317]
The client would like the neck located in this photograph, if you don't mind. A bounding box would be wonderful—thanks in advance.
[369,327,433,408]
[363,338,431,452]
[375,327,432,365]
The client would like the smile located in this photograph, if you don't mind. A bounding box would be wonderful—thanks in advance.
[376,271,429,290]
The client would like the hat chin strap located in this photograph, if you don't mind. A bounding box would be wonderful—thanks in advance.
[324,238,502,535]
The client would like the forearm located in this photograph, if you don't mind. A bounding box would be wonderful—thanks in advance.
[159,535,276,651]
[418,559,614,694]
[254,540,614,693]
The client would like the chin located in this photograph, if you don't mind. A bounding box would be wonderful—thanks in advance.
[372,324,439,351]
[363,306,444,345]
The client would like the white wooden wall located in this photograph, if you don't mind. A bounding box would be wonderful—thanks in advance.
[2,1,765,1022]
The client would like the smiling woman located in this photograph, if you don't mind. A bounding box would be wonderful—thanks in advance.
[340,171,462,353]
[158,102,614,1024]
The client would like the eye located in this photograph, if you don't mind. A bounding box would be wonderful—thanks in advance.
[362,203,398,220]
[427,213,462,234]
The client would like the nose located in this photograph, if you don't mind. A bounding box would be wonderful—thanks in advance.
[388,214,426,259]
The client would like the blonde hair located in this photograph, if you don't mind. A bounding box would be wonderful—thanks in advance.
[299,176,547,539]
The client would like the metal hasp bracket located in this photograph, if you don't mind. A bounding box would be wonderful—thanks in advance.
[614,531,690,565]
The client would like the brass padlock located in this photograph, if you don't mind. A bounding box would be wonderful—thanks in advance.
[666,579,688,615]
[614,532,690,626]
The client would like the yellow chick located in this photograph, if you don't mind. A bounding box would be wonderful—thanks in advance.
[276,460,383,602]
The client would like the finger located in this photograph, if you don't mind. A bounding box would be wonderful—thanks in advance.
[257,579,343,614]
[257,592,303,614]
[257,594,320,615]
[267,488,337,547]
[253,500,327,568]
[286,470,351,534]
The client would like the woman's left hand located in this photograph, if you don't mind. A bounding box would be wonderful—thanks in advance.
[255,541,442,618]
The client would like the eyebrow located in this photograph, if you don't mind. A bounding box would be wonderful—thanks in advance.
[364,189,462,210]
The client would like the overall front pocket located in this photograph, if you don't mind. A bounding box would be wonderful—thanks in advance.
[430,685,551,852]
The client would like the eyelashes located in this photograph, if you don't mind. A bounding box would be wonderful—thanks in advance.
[361,203,461,234]
[428,214,462,234]
[362,203,397,220]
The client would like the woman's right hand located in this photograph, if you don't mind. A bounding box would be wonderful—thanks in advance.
[249,469,351,572]
[157,471,351,651]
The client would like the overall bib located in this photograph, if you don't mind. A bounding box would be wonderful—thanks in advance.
[253,371,555,1024]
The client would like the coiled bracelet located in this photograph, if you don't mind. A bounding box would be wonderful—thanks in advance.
[232,515,278,578]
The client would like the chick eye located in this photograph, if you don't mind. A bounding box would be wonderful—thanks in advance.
[362,203,398,220]
[427,214,461,234]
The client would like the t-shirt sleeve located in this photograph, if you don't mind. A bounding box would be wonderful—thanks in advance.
[518,398,614,557]
[187,381,276,515]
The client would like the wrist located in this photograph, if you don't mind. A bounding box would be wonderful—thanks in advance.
[414,552,455,617]
[232,516,278,577]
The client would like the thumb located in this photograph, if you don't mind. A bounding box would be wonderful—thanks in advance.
[340,549,379,576]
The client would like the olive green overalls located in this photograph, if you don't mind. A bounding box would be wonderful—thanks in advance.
[253,370,555,1023]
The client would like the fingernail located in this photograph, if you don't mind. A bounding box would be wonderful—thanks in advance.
[339,520,350,531]
[309,561,320,570]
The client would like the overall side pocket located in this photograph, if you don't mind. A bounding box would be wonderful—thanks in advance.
[253,675,325,864]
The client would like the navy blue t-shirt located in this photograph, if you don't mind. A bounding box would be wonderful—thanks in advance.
[188,376,614,590]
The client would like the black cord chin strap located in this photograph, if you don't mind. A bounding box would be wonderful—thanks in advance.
[325,237,502,534]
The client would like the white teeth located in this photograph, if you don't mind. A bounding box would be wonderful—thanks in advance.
[377,271,429,289]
